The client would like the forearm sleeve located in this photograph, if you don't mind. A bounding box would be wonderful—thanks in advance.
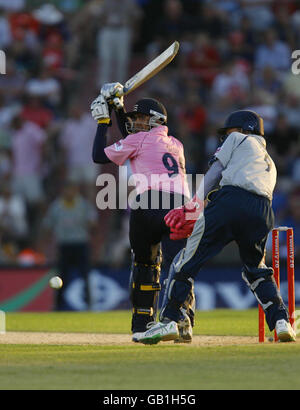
[92,123,112,164]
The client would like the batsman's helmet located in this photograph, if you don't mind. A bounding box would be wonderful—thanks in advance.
[217,110,264,140]
[126,98,167,124]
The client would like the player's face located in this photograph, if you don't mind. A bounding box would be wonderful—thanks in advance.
[126,113,151,133]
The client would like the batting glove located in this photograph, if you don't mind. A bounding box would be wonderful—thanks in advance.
[90,94,111,124]
[101,82,124,110]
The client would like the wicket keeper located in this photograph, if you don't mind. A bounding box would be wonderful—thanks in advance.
[137,110,296,344]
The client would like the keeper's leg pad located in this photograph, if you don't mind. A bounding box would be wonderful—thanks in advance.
[160,274,194,323]
[242,265,289,330]
[182,285,195,327]
[160,251,195,326]
[130,261,161,332]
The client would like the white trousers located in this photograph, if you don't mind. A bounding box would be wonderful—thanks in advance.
[97,26,132,86]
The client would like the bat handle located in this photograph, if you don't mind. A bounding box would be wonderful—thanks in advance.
[107,87,125,106]
[116,87,126,97]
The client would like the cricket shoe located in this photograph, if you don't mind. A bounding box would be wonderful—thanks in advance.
[132,322,156,343]
[137,320,179,345]
[132,331,145,343]
[174,312,192,344]
[275,319,296,342]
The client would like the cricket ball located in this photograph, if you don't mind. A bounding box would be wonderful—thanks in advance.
[49,276,63,289]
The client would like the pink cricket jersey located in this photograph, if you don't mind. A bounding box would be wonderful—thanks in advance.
[104,125,190,198]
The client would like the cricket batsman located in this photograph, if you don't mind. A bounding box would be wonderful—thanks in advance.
[137,109,297,344]
[91,83,195,343]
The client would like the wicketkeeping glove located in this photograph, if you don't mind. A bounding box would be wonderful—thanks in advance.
[164,195,204,231]
[169,219,195,240]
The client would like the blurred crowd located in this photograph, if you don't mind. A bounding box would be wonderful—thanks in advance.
[0,0,299,269]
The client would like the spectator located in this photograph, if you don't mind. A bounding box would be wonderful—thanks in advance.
[207,95,235,131]
[0,0,24,12]
[240,0,274,32]
[195,3,229,40]
[0,0,299,271]
[0,8,12,49]
[42,32,64,74]
[175,91,208,173]
[184,33,220,87]
[59,102,98,198]
[9,34,38,73]
[0,233,18,264]
[282,71,300,100]
[10,115,47,207]
[253,65,282,95]
[21,95,54,129]
[154,0,193,43]
[280,94,300,130]
[0,91,21,130]
[0,147,11,179]
[178,92,207,136]
[277,186,300,259]
[0,57,26,100]
[209,0,240,13]
[291,156,300,183]
[254,28,290,74]
[291,9,300,45]
[211,59,250,104]
[33,3,73,77]
[96,0,143,85]
[0,180,28,246]
[235,15,256,63]
[146,70,180,104]
[42,181,98,310]
[105,209,130,268]
[272,4,296,46]
[226,30,253,64]
[33,3,67,43]
[17,243,46,266]
[204,123,219,160]
[269,113,299,157]
[9,6,39,43]
[25,66,61,108]
[268,113,299,176]
[247,89,278,134]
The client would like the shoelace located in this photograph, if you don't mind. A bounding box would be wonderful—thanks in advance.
[146,321,157,329]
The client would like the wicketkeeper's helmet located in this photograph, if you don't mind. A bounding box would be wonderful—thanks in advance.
[217,110,264,140]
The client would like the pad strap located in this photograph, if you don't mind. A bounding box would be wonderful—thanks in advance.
[132,282,161,291]
[133,307,154,316]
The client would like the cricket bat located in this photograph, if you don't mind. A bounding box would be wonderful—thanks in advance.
[117,41,180,97]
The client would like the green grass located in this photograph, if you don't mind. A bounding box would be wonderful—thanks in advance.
[0,309,299,390]
[5,309,272,336]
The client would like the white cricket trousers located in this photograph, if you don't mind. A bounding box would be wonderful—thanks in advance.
[97,26,132,86]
